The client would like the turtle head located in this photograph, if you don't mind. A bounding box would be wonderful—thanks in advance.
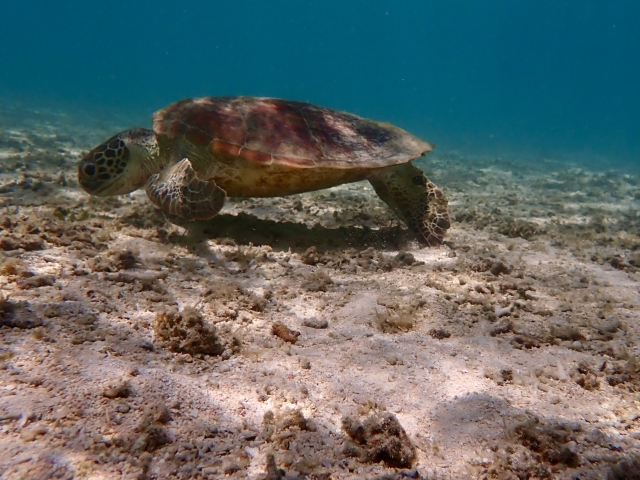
[78,128,161,196]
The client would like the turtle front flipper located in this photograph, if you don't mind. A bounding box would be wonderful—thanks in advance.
[145,158,226,221]
[369,162,450,246]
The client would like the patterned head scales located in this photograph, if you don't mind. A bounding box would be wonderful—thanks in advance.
[78,128,156,196]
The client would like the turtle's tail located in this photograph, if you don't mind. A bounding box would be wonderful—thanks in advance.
[368,162,450,246]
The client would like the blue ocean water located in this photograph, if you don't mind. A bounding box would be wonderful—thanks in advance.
[1,0,638,169]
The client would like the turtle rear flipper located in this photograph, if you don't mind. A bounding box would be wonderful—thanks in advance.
[146,158,226,221]
[369,162,450,246]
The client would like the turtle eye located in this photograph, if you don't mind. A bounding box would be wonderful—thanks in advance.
[412,175,426,186]
[83,163,97,176]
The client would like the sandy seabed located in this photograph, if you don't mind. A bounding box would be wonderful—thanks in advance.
[0,105,639,480]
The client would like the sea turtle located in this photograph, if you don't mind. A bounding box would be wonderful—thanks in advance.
[78,96,450,245]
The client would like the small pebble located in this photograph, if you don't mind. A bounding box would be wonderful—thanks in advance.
[272,322,300,343]
[386,355,399,365]
[103,381,130,399]
[20,426,47,441]
[139,340,155,351]
[302,317,328,329]
[495,303,514,318]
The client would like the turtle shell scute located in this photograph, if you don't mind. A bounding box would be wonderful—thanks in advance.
[153,96,432,169]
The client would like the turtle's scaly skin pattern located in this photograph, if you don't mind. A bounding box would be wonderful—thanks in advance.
[78,128,161,196]
[77,136,128,194]
[369,163,450,246]
[146,158,226,221]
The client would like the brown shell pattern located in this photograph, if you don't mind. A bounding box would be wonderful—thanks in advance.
[153,97,432,169]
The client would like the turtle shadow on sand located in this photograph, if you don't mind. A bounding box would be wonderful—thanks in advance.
[165,212,411,253]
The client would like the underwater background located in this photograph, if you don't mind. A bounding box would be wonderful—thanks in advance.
[1,0,639,170]
[3,3,640,478]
